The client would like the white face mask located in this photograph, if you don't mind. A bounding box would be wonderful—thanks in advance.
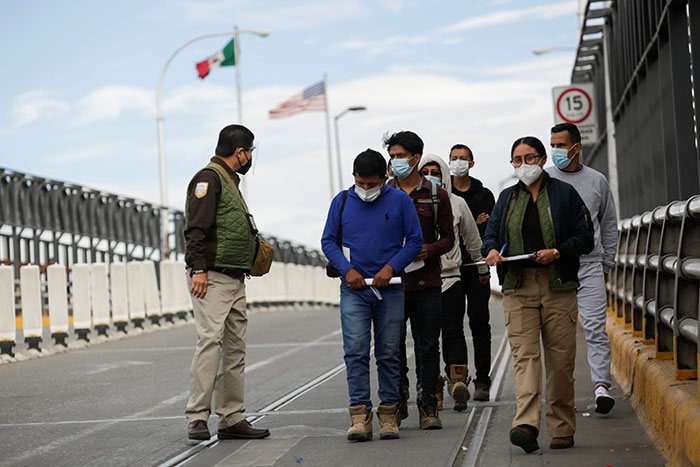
[449,159,470,177]
[355,185,382,202]
[514,162,543,186]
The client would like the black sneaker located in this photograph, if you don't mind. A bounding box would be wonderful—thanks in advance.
[473,381,490,401]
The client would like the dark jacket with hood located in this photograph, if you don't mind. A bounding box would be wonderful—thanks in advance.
[452,176,494,262]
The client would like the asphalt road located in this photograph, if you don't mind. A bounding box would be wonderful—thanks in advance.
[0,297,666,466]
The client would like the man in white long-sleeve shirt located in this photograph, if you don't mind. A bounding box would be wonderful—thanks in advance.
[546,122,619,414]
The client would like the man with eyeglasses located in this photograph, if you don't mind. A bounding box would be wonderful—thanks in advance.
[184,124,269,441]
[448,144,495,401]
[385,131,455,430]
[546,122,618,415]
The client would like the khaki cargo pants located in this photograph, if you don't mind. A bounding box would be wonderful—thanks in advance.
[503,268,578,437]
[185,270,247,429]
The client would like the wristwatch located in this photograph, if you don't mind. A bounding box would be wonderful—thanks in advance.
[191,268,206,276]
[552,249,561,259]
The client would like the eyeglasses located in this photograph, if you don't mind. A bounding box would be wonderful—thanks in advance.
[510,154,542,167]
[248,146,256,152]
[421,169,441,177]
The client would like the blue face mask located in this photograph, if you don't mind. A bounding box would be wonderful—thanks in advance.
[391,157,415,179]
[425,175,442,186]
[551,146,575,169]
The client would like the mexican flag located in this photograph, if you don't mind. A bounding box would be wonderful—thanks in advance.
[196,39,235,79]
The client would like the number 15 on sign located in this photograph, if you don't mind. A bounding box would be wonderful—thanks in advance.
[552,83,598,144]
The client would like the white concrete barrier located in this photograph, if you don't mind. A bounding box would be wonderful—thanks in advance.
[90,263,110,333]
[19,265,43,349]
[174,261,192,317]
[266,261,287,303]
[159,260,177,319]
[302,265,315,302]
[246,273,266,305]
[0,265,16,355]
[46,264,69,342]
[141,260,162,323]
[110,262,130,331]
[71,264,91,340]
[127,261,146,324]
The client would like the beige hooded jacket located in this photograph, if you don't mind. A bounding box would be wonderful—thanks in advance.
[419,154,488,292]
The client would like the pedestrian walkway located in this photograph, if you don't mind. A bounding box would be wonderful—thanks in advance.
[0,298,667,466]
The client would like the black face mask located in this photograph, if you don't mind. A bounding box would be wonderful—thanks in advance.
[237,153,252,175]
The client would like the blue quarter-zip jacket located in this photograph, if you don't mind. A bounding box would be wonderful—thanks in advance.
[321,185,423,280]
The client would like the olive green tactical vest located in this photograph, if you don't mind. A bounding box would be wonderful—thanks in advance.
[186,162,257,271]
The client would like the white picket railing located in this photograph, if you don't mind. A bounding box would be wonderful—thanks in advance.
[0,261,339,356]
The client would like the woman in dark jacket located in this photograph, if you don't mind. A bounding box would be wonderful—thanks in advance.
[482,136,593,453]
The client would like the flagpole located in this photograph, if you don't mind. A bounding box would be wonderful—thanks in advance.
[232,25,247,197]
[323,74,335,199]
[157,29,240,259]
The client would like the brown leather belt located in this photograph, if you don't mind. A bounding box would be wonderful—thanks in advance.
[208,266,245,279]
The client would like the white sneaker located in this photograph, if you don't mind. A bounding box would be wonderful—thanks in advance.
[594,385,615,414]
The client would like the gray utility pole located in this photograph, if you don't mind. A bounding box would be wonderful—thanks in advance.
[334,106,367,190]
[156,28,268,258]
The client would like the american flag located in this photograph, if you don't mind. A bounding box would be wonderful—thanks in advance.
[268,80,326,119]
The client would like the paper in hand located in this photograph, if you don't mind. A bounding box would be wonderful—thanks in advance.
[463,252,539,267]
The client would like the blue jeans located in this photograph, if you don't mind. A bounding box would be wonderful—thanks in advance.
[340,283,404,409]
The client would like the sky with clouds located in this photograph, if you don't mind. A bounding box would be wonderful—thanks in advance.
[0,0,582,249]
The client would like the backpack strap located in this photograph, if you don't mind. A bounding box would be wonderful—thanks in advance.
[337,190,348,248]
[414,182,440,237]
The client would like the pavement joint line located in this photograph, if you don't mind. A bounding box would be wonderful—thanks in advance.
[2,388,191,465]
[244,329,342,374]
[160,345,350,467]
[83,342,343,353]
[446,331,509,467]
[445,407,477,467]
[1,328,344,464]
[461,407,493,467]
[0,318,196,366]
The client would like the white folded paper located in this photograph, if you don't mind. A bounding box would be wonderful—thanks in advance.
[363,277,403,286]
[405,260,424,273]
[463,252,539,267]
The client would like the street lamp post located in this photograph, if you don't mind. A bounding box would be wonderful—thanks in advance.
[532,46,577,55]
[156,28,268,259]
[334,106,367,190]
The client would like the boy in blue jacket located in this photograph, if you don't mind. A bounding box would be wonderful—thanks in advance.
[322,149,422,441]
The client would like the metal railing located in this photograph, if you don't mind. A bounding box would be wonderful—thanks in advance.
[609,195,700,395]
[0,167,326,272]
[572,0,700,219]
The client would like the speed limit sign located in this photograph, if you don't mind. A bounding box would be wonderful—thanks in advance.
[552,83,598,144]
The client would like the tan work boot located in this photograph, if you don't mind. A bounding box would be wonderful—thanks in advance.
[435,375,445,410]
[447,364,471,412]
[376,405,400,439]
[417,398,442,430]
[347,406,372,441]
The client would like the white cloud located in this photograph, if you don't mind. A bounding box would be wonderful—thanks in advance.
[72,85,153,125]
[335,34,430,56]
[46,142,126,164]
[155,0,366,30]
[481,54,575,77]
[6,67,570,249]
[0,90,70,137]
[441,1,578,33]
[163,83,236,115]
